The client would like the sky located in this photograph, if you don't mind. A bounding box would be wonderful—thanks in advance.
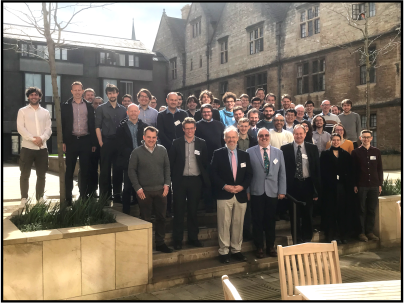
[3,2,190,50]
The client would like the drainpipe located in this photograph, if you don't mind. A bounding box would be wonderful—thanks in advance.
[182,52,186,88]
[276,21,282,109]
[206,44,210,89]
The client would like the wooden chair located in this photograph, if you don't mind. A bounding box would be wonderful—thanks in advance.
[221,275,242,300]
[277,241,342,300]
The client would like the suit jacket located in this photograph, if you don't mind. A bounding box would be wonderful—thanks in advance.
[61,97,97,146]
[193,108,220,122]
[275,108,287,116]
[283,120,300,130]
[237,133,257,150]
[210,147,253,203]
[248,127,258,140]
[246,145,287,198]
[116,118,148,170]
[157,109,188,151]
[280,142,321,198]
[168,136,210,188]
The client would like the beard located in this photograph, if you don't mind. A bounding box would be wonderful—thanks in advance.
[29,99,40,106]
[265,114,273,120]
[109,97,117,102]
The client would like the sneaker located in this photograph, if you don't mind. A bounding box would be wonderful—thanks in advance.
[366,233,379,241]
[358,233,368,242]
[155,243,173,253]
[20,198,27,207]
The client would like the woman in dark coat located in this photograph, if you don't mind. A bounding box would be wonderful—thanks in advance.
[320,133,353,244]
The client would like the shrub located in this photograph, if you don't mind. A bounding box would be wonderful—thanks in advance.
[11,196,116,232]
[381,175,401,196]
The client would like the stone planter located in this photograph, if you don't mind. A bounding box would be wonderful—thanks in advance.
[374,195,401,248]
[3,209,152,300]
[381,154,401,170]
[48,155,80,177]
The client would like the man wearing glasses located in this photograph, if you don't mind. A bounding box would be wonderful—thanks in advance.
[303,100,315,122]
[351,130,383,243]
[319,100,340,133]
[137,88,158,127]
[219,92,237,127]
[269,114,294,149]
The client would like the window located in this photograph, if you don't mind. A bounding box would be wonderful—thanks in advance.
[360,47,376,84]
[352,3,376,20]
[246,72,267,99]
[360,114,377,146]
[103,79,118,102]
[190,58,193,71]
[199,55,202,68]
[312,59,325,92]
[170,58,177,79]
[220,81,228,97]
[297,62,309,94]
[21,43,28,57]
[44,74,61,103]
[120,81,133,97]
[128,55,139,67]
[99,52,128,66]
[297,59,325,94]
[192,19,202,38]
[249,26,263,55]
[118,54,125,66]
[20,43,67,60]
[54,48,68,60]
[220,40,228,64]
[300,6,320,38]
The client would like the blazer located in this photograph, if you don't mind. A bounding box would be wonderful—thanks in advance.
[168,136,210,188]
[280,141,321,198]
[246,145,287,198]
[157,109,188,151]
[61,97,97,146]
[193,108,221,122]
[115,118,148,170]
[210,147,253,203]
[237,133,258,150]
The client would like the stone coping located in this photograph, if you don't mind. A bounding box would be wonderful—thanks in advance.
[378,194,401,201]
[3,207,152,246]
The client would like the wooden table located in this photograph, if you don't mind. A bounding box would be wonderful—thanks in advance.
[295,280,401,300]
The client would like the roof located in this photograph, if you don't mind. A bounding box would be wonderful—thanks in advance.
[200,3,226,23]
[165,17,187,52]
[3,23,154,55]
[263,3,292,22]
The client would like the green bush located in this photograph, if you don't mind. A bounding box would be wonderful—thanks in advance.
[11,196,116,232]
[381,175,401,196]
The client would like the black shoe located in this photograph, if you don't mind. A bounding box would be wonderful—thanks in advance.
[232,252,247,261]
[173,243,182,250]
[187,239,203,247]
[156,243,173,253]
[219,254,230,264]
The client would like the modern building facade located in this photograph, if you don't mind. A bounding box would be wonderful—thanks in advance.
[3,23,167,160]
[153,3,402,151]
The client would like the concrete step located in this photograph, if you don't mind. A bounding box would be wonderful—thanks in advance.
[148,239,381,293]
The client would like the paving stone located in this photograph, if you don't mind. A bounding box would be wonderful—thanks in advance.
[151,289,176,300]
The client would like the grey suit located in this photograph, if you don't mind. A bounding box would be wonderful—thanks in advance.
[246,145,287,251]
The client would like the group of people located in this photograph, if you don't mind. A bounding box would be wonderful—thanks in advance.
[17,84,383,262]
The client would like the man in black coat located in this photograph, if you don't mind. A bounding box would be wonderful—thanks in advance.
[169,118,210,250]
[281,125,320,244]
[61,81,97,204]
[157,92,189,216]
[116,104,148,214]
[210,126,253,263]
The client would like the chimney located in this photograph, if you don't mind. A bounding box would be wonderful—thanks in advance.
[181,4,190,20]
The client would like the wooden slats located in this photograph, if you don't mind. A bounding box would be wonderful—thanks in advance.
[297,254,305,286]
[327,251,337,283]
[310,253,318,285]
[285,255,293,296]
[282,243,334,255]
[316,252,324,285]
[291,255,299,295]
[303,253,311,285]
[322,252,330,284]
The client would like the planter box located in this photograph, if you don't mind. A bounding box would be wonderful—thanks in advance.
[3,209,152,300]
[374,195,401,248]
[381,154,401,170]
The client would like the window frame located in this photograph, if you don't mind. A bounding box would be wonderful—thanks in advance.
[360,47,376,85]
[352,2,376,20]
[99,52,139,68]
[248,26,264,55]
[220,39,228,64]
[296,58,325,95]
[220,81,228,97]
[192,18,202,38]
[20,42,68,61]
[245,72,267,99]
[170,58,177,80]
[300,5,320,38]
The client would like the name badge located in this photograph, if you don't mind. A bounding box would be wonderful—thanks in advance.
[302,154,308,159]
[337,175,339,180]
[174,120,181,126]
[194,150,200,155]
[273,158,278,165]
[240,162,246,168]
[370,156,376,160]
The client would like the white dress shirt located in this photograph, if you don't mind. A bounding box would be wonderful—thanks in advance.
[17,104,52,150]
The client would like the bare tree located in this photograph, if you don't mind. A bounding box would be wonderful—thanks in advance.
[320,3,401,129]
[4,3,111,208]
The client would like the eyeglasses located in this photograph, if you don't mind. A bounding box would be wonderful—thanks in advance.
[202,111,212,114]
[273,119,284,122]
[225,101,235,103]
[258,134,270,138]
[322,103,331,106]
[335,129,344,132]
[362,136,372,139]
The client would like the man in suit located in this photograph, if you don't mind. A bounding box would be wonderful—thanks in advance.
[281,125,320,244]
[247,108,260,140]
[247,128,286,258]
[116,104,148,215]
[210,126,253,263]
[61,81,97,205]
[157,92,189,217]
[169,117,210,250]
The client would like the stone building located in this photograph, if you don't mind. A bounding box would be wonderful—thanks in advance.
[153,3,401,151]
[3,23,167,160]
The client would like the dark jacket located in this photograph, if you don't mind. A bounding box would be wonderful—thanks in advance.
[320,147,353,196]
[281,142,321,198]
[283,120,300,130]
[168,136,210,188]
[210,147,253,203]
[194,108,221,122]
[116,117,148,170]
[237,133,258,150]
[157,109,188,151]
[61,97,97,146]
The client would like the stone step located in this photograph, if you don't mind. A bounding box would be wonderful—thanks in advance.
[147,239,381,293]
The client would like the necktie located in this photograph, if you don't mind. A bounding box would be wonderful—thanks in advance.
[295,145,304,180]
[231,150,237,181]
[254,128,258,136]
[263,147,270,175]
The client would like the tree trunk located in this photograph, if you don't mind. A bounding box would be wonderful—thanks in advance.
[42,3,66,207]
